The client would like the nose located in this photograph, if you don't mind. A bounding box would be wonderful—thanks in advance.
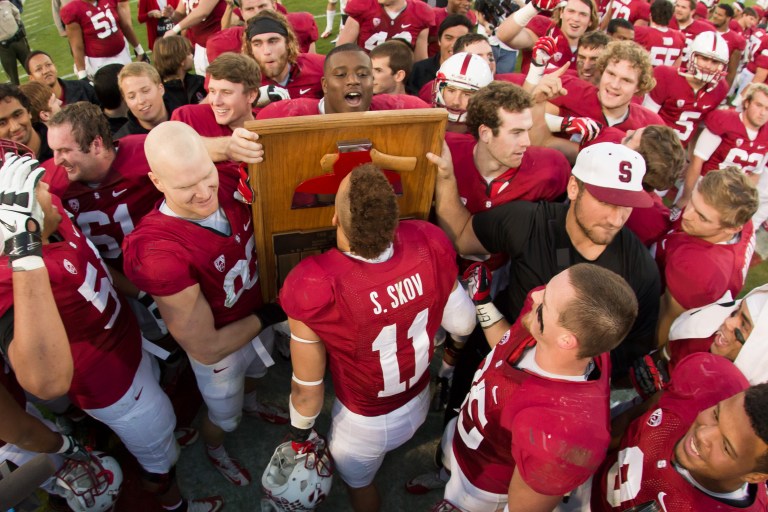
[606,205,629,227]
[520,130,531,149]
[53,150,64,165]
[346,72,360,85]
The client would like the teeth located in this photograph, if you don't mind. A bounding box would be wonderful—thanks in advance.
[690,436,700,457]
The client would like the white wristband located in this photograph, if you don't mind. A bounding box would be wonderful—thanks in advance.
[11,256,45,272]
[76,69,87,80]
[172,24,182,34]
[512,3,538,27]
[134,44,145,55]
[476,302,504,329]
[56,434,71,454]
[289,394,319,430]
[525,61,546,85]
[545,112,566,133]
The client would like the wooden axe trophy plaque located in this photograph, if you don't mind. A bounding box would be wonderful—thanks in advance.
[244,109,447,302]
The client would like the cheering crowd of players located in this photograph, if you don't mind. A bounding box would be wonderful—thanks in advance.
[1,0,768,510]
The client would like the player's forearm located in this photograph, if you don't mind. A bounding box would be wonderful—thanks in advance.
[677,157,703,207]
[413,30,429,61]
[290,381,324,419]
[67,33,86,72]
[434,173,475,254]
[117,2,140,47]
[1,404,64,454]
[186,314,264,364]
[336,19,359,46]
[8,267,72,400]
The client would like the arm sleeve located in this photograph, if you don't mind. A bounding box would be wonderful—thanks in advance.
[693,127,723,161]
[472,201,538,256]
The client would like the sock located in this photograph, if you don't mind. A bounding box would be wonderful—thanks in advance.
[243,390,259,411]
[325,10,335,32]
[163,499,187,511]
[206,443,227,459]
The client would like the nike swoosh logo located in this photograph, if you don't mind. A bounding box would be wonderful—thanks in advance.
[0,218,17,233]
[401,23,411,28]
[243,219,251,231]
[113,189,127,197]
[657,492,669,512]
[213,367,229,374]
[134,387,143,401]
[299,88,311,95]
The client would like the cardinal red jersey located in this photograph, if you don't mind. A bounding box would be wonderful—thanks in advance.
[670,17,716,38]
[179,0,226,47]
[743,28,766,70]
[609,0,650,24]
[746,34,768,73]
[655,218,755,309]
[590,353,764,512]
[552,75,665,131]
[447,133,568,213]
[205,26,243,63]
[451,293,612,495]
[287,12,319,54]
[346,0,434,52]
[625,191,671,248]
[0,197,141,410]
[262,53,325,100]
[666,336,713,371]
[123,166,262,328]
[60,0,127,58]
[699,108,768,175]
[730,19,742,34]
[720,29,747,58]
[280,221,457,416]
[42,135,159,269]
[256,94,429,119]
[634,25,687,67]
[428,7,477,56]
[647,65,727,146]
[171,103,235,137]
[520,16,574,74]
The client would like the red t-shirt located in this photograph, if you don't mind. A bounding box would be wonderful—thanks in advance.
[60,0,127,58]
[452,292,612,495]
[280,221,458,416]
[123,166,263,328]
[346,0,434,52]
[43,135,159,269]
[655,219,755,309]
[648,65,728,146]
[0,197,141,410]
[171,103,238,137]
[634,25,686,67]
[591,354,761,512]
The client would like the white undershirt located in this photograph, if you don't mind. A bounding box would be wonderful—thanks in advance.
[159,200,231,235]
[515,346,589,382]
[674,462,751,503]
[343,243,394,263]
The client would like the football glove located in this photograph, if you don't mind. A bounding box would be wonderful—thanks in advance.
[463,262,492,306]
[561,116,603,142]
[531,0,567,12]
[0,154,45,267]
[629,354,669,400]
[233,162,255,205]
[531,35,557,67]
[256,85,290,107]
[57,434,90,462]
[137,290,168,335]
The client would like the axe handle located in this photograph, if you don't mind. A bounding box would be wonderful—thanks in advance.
[319,153,339,173]
[370,149,417,171]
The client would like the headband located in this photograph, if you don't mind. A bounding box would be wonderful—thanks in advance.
[246,17,289,40]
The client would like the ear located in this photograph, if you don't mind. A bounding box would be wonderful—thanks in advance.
[478,124,492,144]
[722,223,743,237]
[321,76,328,95]
[91,135,104,154]
[566,175,579,201]
[148,171,164,192]
[332,211,338,227]
[394,69,406,84]
[743,472,768,485]
[246,88,258,107]
[556,332,579,351]
[40,111,51,123]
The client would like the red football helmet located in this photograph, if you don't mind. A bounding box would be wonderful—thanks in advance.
[0,139,34,164]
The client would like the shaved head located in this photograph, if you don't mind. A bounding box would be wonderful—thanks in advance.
[145,121,210,179]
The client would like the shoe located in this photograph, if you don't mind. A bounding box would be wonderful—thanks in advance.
[405,470,448,494]
[243,401,289,424]
[207,450,252,486]
[430,376,450,412]
[187,496,224,512]
[321,29,332,38]
[174,427,199,448]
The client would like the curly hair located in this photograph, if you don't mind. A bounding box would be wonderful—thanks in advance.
[242,10,300,67]
[560,263,638,359]
[49,102,113,152]
[637,125,685,191]
[744,383,768,472]
[337,163,399,259]
[465,81,532,140]
[597,40,656,95]
[697,167,759,229]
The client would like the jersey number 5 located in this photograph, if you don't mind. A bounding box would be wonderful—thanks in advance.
[372,308,430,397]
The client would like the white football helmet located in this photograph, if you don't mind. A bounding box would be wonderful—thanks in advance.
[55,452,123,512]
[432,52,494,123]
[261,434,333,512]
[684,31,729,85]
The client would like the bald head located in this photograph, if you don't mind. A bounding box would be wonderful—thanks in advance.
[145,121,211,179]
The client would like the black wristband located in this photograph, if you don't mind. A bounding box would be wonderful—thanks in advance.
[289,424,311,442]
[5,231,42,261]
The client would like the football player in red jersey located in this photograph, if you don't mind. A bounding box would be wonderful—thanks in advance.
[642,31,729,147]
[656,167,758,347]
[678,83,768,210]
[496,0,599,74]
[220,0,318,53]
[604,0,650,27]
[282,164,476,512]
[670,0,716,64]
[0,151,222,512]
[633,0,686,68]
[370,40,412,95]
[61,0,148,79]
[162,0,227,74]
[574,356,768,512]
[338,0,435,61]
[546,40,663,134]
[431,263,637,511]
[123,121,288,488]
[257,44,428,119]
[711,4,747,86]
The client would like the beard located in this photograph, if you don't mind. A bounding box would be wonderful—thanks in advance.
[573,191,621,246]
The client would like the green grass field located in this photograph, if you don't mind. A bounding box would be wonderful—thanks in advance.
[5,0,768,293]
